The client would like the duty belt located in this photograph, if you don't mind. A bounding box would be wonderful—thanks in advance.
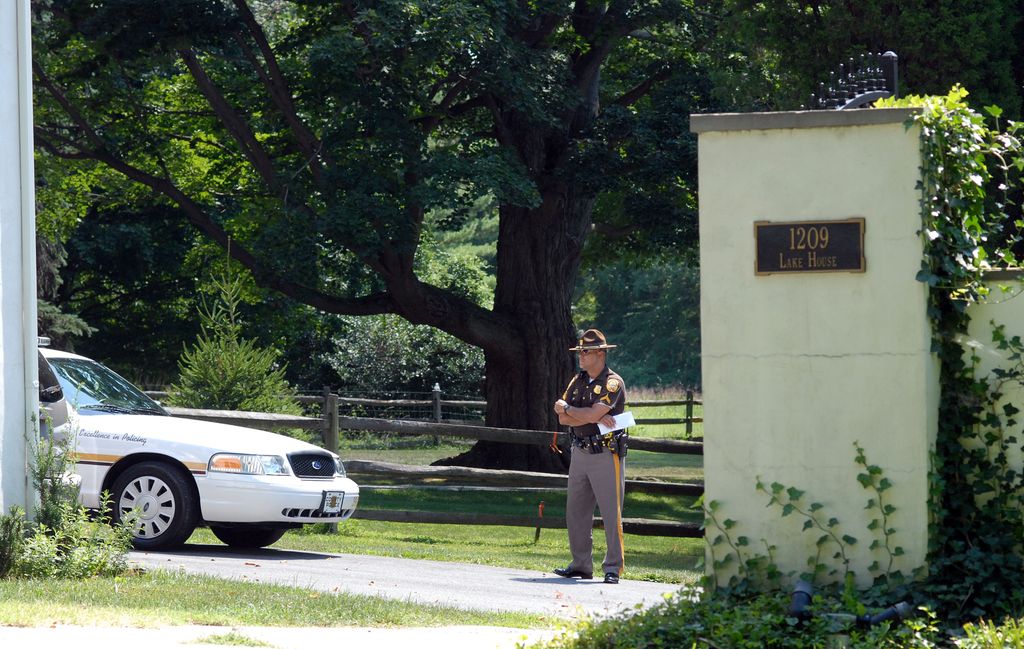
[571,431,628,456]
[571,432,612,448]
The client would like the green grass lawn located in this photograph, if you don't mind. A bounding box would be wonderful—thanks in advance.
[185,475,705,585]
[630,399,703,441]
[358,485,701,523]
[0,570,547,628]
[187,517,704,585]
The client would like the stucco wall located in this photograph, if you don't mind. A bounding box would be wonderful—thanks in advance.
[692,108,937,585]
[968,274,1024,475]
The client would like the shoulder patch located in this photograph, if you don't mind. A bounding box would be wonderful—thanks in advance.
[607,378,620,393]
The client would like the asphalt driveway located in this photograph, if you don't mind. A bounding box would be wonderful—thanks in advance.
[129,544,683,620]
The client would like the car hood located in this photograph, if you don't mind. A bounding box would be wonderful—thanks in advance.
[68,410,331,457]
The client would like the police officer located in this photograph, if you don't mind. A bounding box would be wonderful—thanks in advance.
[551,329,628,584]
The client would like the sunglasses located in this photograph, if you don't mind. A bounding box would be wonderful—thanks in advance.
[577,349,601,356]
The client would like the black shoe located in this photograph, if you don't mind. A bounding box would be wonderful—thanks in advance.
[553,567,593,579]
[604,572,619,584]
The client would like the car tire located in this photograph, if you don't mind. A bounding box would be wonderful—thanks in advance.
[111,461,199,551]
[209,525,288,549]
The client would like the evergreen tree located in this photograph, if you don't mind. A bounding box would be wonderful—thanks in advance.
[36,235,94,348]
[169,273,301,415]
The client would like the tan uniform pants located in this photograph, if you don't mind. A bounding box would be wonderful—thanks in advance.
[565,446,626,576]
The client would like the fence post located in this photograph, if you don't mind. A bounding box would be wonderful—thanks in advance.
[432,382,442,446]
[685,389,694,438]
[323,386,339,453]
[324,387,340,534]
[432,383,442,422]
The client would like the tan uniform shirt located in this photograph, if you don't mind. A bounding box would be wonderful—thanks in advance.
[562,366,626,437]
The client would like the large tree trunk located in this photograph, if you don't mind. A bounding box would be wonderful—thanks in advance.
[437,169,594,471]
[436,49,602,471]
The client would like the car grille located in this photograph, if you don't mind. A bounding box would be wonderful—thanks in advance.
[288,453,335,478]
[282,506,356,519]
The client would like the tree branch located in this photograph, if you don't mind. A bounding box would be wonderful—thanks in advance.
[419,75,475,132]
[178,48,281,191]
[515,10,567,46]
[231,0,329,185]
[484,93,514,147]
[340,0,384,82]
[41,116,385,317]
[33,61,107,152]
[35,131,97,160]
[166,132,238,156]
[33,8,519,356]
[612,65,674,107]
[385,275,516,357]
[570,2,637,114]
[416,94,489,127]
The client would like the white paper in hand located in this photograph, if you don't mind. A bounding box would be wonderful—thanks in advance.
[598,411,635,435]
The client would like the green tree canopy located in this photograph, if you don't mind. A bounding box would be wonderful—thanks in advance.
[33,0,718,470]
[723,0,1024,117]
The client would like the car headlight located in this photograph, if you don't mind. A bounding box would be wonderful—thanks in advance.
[209,453,290,476]
[334,457,346,477]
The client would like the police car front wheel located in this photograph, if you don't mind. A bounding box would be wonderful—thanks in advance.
[111,461,199,551]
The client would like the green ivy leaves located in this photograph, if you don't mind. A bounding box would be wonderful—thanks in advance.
[755,476,855,584]
[881,86,1024,621]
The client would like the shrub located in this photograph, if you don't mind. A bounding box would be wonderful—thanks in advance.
[0,507,25,579]
[30,427,82,532]
[960,618,1024,648]
[16,499,131,579]
[529,587,943,649]
[329,314,484,397]
[9,418,134,580]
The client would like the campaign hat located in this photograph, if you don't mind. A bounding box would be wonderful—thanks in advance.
[569,328,617,351]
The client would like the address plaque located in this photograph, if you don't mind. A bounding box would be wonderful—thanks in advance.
[754,218,866,275]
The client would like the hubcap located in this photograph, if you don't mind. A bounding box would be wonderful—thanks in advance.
[119,475,176,539]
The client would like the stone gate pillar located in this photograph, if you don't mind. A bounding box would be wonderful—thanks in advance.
[690,108,935,584]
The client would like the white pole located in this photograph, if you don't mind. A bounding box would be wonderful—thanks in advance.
[17,0,37,512]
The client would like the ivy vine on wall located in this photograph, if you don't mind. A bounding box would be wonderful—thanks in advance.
[879,86,1024,620]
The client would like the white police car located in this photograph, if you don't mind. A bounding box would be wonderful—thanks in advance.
[39,346,359,550]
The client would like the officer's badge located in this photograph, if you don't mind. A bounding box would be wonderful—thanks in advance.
[593,385,602,394]
[607,378,620,392]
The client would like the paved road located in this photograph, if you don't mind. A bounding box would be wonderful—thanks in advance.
[129,543,683,620]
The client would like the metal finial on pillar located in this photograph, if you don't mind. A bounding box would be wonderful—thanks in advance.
[881,51,899,99]
[809,51,899,110]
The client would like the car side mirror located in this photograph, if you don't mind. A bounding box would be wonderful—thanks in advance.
[38,352,65,403]
[40,384,64,403]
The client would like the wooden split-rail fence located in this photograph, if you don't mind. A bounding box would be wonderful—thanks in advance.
[153,390,705,538]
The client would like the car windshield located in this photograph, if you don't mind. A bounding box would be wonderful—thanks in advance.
[47,357,167,416]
